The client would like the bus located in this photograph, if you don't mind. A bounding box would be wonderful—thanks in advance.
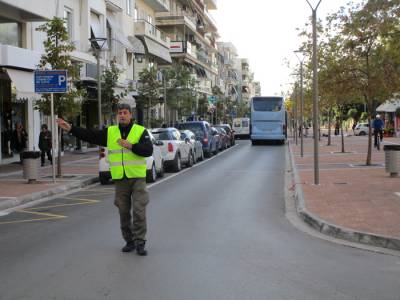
[250,96,287,145]
[232,117,250,139]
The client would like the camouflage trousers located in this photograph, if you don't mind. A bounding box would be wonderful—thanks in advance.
[114,178,149,242]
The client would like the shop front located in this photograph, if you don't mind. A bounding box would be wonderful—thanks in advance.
[376,99,400,137]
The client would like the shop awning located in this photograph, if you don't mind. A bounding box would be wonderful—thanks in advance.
[376,99,400,112]
[106,16,135,53]
[128,36,146,55]
[6,68,41,101]
[142,37,172,64]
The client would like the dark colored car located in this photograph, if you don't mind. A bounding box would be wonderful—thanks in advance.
[178,121,218,157]
[215,124,235,147]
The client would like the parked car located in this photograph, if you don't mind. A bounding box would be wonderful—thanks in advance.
[178,121,219,157]
[151,128,194,172]
[214,127,229,150]
[180,130,204,162]
[99,131,165,184]
[215,124,235,147]
[210,127,221,154]
[354,123,371,136]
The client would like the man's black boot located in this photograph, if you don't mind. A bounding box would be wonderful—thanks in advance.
[121,240,136,252]
[135,240,147,256]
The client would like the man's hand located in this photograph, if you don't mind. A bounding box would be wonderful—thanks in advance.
[117,139,133,150]
[56,118,72,132]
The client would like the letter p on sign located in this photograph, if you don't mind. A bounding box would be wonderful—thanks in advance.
[58,75,66,86]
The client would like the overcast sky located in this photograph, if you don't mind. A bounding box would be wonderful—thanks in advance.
[211,0,361,96]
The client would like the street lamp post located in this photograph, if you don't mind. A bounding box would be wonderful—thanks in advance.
[306,0,322,185]
[294,50,306,158]
[89,37,107,129]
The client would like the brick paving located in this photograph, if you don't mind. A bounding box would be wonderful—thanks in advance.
[290,134,400,239]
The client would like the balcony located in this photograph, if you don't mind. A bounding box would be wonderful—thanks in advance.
[156,11,197,32]
[204,0,217,10]
[134,19,170,49]
[0,44,41,70]
[145,0,170,12]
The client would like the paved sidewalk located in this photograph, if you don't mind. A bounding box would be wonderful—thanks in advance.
[289,133,400,251]
[0,150,99,212]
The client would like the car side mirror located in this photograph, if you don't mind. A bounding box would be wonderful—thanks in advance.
[185,137,190,143]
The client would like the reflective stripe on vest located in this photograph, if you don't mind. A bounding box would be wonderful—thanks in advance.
[107,124,147,179]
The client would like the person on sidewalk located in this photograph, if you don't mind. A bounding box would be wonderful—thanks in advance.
[56,103,153,256]
[38,124,52,167]
[373,114,384,147]
[11,122,28,163]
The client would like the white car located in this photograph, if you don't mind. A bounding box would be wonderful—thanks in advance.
[179,130,204,163]
[151,128,194,172]
[99,131,165,184]
[354,123,371,136]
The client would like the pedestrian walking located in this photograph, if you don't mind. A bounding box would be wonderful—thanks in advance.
[38,124,52,166]
[11,122,28,162]
[334,119,340,136]
[56,103,153,256]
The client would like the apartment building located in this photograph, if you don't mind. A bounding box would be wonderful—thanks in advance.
[0,0,142,164]
[155,0,219,101]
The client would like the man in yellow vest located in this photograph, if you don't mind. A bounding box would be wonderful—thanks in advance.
[56,103,153,256]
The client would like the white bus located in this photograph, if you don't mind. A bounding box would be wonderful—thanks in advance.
[232,117,250,139]
[250,96,287,145]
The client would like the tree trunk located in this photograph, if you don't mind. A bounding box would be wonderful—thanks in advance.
[327,109,332,146]
[366,114,372,165]
[340,116,345,153]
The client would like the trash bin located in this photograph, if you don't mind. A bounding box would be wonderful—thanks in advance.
[21,151,41,183]
[383,145,400,178]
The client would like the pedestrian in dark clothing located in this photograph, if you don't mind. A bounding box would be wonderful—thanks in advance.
[334,120,340,136]
[39,124,52,166]
[373,114,384,147]
[56,103,153,256]
[11,122,28,153]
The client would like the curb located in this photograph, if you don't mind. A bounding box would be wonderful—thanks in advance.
[286,141,400,252]
[0,176,99,212]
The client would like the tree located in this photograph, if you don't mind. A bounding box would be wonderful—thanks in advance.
[137,66,162,128]
[333,0,400,164]
[36,17,85,177]
[165,63,197,120]
[101,58,127,122]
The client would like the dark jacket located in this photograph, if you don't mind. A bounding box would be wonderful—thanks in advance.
[70,121,153,157]
[39,130,52,151]
[11,129,28,152]
[372,119,384,130]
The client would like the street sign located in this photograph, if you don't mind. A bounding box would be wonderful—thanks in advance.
[34,70,68,93]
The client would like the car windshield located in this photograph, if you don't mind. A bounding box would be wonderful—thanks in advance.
[152,131,170,140]
[179,124,204,136]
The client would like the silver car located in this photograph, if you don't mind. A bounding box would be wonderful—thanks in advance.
[180,130,204,163]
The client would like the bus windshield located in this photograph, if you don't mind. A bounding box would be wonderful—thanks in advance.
[253,98,282,112]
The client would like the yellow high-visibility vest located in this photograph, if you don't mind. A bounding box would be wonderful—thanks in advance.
[107,124,147,179]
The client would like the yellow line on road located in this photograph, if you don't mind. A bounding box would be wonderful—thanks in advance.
[0,217,65,225]
[17,209,67,218]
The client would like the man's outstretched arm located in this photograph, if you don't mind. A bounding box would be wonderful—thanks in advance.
[57,118,107,147]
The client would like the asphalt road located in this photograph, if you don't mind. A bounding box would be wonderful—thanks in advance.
[0,140,399,300]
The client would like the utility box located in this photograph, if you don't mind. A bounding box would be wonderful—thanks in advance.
[383,145,400,177]
[21,151,41,183]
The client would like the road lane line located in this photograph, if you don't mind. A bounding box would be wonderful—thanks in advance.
[16,209,67,219]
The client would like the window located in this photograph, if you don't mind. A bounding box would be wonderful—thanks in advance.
[126,0,132,15]
[253,98,282,112]
[0,22,22,47]
[134,7,138,20]
[63,7,73,40]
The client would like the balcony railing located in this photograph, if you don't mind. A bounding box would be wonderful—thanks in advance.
[145,0,170,12]
[156,11,197,30]
[134,19,170,48]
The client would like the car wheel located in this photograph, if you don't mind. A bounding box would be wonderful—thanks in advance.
[157,160,165,178]
[172,153,182,172]
[146,163,157,183]
[251,140,257,146]
[187,151,194,167]
[359,131,366,136]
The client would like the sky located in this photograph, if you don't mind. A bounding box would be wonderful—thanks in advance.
[211,0,361,96]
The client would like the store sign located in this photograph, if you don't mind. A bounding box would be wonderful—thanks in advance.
[34,70,68,93]
[170,41,184,53]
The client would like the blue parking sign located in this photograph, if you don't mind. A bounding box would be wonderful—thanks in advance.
[35,70,68,93]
